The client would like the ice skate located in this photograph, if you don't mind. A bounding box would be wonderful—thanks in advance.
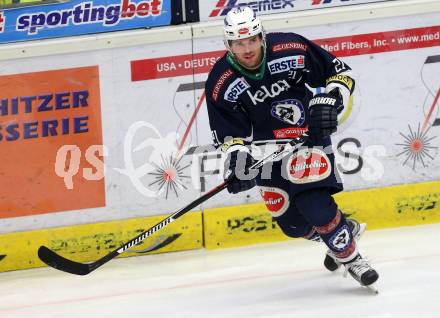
[324,219,366,271]
[343,254,379,294]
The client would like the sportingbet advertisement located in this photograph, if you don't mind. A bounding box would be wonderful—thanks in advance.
[0,0,171,43]
[200,0,397,21]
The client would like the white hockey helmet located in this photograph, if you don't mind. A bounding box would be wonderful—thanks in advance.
[223,6,265,52]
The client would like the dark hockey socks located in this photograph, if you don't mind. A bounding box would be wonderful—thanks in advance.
[314,209,358,263]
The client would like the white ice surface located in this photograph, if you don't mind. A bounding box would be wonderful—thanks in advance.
[1,223,440,318]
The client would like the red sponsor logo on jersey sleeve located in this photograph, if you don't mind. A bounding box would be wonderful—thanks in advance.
[212,69,234,102]
[259,186,289,217]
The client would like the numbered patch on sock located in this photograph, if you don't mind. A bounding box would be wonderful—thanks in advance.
[330,225,351,251]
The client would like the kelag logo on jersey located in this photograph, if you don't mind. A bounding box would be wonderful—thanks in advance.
[209,0,295,17]
[268,55,305,74]
[224,77,250,102]
[270,99,305,126]
[248,80,291,105]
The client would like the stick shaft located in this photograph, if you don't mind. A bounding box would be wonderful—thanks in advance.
[38,134,308,275]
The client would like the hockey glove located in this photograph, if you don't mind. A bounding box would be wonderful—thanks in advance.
[308,90,344,138]
[224,149,257,194]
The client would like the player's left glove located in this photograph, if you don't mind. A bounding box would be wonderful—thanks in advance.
[308,90,344,138]
[221,138,258,194]
[224,149,257,194]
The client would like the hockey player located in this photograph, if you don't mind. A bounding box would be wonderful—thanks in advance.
[205,6,379,290]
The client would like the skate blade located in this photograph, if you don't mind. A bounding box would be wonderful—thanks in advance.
[365,284,379,295]
[356,223,367,240]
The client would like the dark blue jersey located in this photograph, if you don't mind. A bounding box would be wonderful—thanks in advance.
[205,32,354,145]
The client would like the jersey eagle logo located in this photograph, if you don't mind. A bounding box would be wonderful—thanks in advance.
[270,99,305,126]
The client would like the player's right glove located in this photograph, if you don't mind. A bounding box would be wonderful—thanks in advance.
[222,138,257,194]
[308,90,344,138]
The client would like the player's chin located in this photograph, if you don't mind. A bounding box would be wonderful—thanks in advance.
[242,58,259,69]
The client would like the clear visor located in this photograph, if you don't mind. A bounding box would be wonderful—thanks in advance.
[229,36,263,54]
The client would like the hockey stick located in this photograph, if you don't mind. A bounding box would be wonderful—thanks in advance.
[38,133,309,275]
[126,233,182,254]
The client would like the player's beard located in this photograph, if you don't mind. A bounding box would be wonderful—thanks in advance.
[236,47,264,70]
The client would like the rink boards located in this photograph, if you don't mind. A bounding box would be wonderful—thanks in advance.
[0,212,203,272]
[204,180,440,249]
[1,180,439,272]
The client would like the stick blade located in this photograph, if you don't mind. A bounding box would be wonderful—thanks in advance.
[38,246,92,276]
